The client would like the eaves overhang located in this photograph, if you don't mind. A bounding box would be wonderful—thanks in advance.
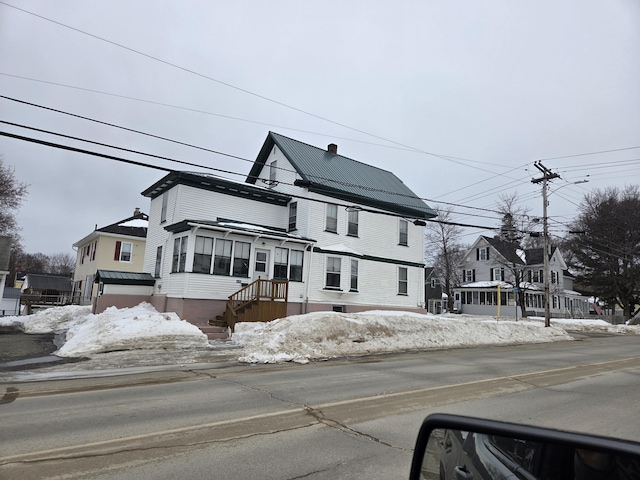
[142,171,291,206]
[307,184,437,220]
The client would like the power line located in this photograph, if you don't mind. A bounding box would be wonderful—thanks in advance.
[0,128,500,231]
[537,146,640,161]
[0,74,513,169]
[0,96,508,216]
[0,1,489,171]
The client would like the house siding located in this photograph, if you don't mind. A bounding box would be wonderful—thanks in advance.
[74,233,146,300]
[454,236,588,317]
[132,135,431,325]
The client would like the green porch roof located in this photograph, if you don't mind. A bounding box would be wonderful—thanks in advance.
[94,270,156,286]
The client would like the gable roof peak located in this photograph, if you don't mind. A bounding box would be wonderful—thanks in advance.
[249,132,436,219]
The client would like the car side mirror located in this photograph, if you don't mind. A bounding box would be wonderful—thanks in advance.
[410,414,640,480]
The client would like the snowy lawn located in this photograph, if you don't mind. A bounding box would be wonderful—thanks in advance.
[1,304,637,364]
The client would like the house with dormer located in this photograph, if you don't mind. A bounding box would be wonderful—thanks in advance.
[130,132,436,328]
[453,235,589,318]
[73,208,148,302]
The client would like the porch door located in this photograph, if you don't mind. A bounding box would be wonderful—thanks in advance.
[253,249,270,281]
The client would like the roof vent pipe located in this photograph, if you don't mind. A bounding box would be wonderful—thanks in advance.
[327,143,337,154]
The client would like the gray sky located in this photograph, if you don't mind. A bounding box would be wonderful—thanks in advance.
[1,0,639,256]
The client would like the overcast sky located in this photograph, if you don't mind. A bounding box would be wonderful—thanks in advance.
[1,0,639,256]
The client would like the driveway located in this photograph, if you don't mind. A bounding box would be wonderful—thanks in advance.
[0,326,84,371]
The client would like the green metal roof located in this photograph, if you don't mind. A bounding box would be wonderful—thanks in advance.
[94,270,156,286]
[247,132,437,219]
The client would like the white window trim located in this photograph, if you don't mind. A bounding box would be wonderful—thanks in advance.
[399,219,409,246]
[398,266,408,295]
[119,242,133,262]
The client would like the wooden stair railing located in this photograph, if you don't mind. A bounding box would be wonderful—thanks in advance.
[221,279,289,332]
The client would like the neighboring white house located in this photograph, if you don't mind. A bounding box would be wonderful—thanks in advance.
[133,132,436,325]
[72,209,148,302]
[453,235,589,317]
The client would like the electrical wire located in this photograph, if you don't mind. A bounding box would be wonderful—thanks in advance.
[0,128,501,231]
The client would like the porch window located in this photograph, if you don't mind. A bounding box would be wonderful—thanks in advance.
[232,242,251,277]
[326,257,341,289]
[172,236,188,273]
[194,236,214,273]
[350,259,358,292]
[399,219,408,246]
[398,267,408,295]
[213,239,233,275]
[274,247,289,280]
[289,250,304,282]
[326,204,338,233]
[288,202,297,231]
[347,209,359,236]
[154,246,163,277]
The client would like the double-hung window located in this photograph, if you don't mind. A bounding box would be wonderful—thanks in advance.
[114,241,132,262]
[274,247,289,279]
[232,242,251,277]
[193,236,214,273]
[160,191,168,223]
[154,246,163,277]
[399,219,408,246]
[347,210,359,236]
[213,239,233,275]
[350,259,358,292]
[398,267,408,295]
[326,204,338,233]
[288,202,297,231]
[491,268,504,281]
[269,160,277,187]
[289,250,304,282]
[477,247,490,261]
[463,268,475,283]
[326,257,341,289]
[172,236,188,273]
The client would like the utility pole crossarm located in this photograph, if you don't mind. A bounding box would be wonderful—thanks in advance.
[531,161,559,328]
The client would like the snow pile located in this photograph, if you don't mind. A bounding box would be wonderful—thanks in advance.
[1,303,209,357]
[2,303,638,365]
[234,311,573,364]
[4,305,93,334]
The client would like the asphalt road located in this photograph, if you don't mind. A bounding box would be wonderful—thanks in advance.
[1,334,639,479]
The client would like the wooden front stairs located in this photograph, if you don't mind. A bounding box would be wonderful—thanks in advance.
[203,279,289,340]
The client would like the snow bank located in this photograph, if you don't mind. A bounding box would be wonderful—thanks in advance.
[1,303,208,357]
[234,311,573,364]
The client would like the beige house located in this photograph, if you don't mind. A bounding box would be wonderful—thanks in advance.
[72,208,148,302]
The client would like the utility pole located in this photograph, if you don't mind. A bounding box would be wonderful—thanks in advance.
[532,161,560,327]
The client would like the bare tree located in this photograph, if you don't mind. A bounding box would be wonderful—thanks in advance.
[425,207,465,311]
[0,157,28,240]
[49,252,76,276]
[496,192,541,249]
[494,193,550,318]
[0,157,28,284]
